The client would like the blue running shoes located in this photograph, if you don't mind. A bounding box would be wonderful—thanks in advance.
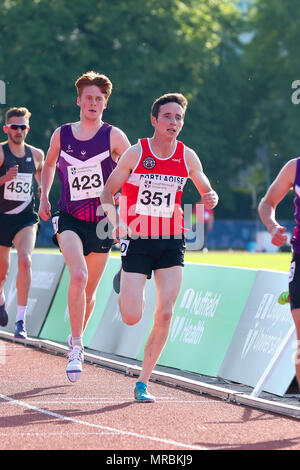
[134,381,155,403]
[14,320,27,339]
[0,303,8,327]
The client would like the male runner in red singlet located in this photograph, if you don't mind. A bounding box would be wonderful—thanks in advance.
[101,93,218,402]
[0,107,44,338]
[259,159,300,394]
[38,71,130,383]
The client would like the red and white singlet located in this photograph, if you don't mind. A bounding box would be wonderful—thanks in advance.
[120,138,189,237]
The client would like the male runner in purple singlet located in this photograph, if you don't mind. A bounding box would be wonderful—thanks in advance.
[38,71,130,382]
[259,158,300,394]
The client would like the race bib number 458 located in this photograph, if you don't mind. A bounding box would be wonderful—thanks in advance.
[68,161,104,201]
[4,172,32,201]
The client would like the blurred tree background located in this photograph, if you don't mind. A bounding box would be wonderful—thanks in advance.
[0,0,299,220]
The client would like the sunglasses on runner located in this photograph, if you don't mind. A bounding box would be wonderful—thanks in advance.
[6,124,29,130]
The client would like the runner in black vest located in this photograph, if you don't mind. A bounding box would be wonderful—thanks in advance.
[0,107,44,338]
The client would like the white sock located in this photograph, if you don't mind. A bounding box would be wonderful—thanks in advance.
[0,292,5,306]
[72,336,83,348]
[16,306,27,323]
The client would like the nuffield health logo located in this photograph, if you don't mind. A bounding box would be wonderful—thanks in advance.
[0,80,6,104]
[170,288,221,345]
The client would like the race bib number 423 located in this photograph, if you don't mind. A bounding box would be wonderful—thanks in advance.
[4,172,32,201]
[68,161,104,201]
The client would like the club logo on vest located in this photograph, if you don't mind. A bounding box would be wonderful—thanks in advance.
[142,156,156,170]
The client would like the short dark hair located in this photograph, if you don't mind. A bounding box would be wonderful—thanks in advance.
[6,107,31,122]
[151,93,188,119]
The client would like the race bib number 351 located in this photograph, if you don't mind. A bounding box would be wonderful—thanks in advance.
[68,161,104,201]
[4,172,32,201]
[136,178,177,218]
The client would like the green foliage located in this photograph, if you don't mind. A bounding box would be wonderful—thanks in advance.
[2,0,295,220]
[240,0,300,195]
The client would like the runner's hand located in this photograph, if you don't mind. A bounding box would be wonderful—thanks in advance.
[4,165,18,182]
[202,190,218,209]
[270,226,287,247]
[38,198,51,221]
[113,191,121,206]
[112,221,132,242]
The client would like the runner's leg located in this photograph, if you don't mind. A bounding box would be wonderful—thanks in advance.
[291,308,300,389]
[57,230,87,339]
[13,225,37,307]
[118,271,147,325]
[83,251,110,331]
[0,245,10,296]
[138,265,183,385]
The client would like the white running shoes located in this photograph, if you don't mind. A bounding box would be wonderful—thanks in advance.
[66,345,84,383]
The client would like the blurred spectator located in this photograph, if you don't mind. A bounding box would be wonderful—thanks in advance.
[192,199,214,249]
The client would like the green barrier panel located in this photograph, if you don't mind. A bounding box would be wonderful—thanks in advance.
[39,256,121,346]
[137,263,257,377]
[1,252,65,337]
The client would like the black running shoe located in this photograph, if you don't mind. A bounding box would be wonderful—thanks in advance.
[113,268,121,294]
[0,304,8,327]
[14,320,27,339]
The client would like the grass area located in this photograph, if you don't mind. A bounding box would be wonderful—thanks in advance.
[35,247,291,272]
[184,250,291,272]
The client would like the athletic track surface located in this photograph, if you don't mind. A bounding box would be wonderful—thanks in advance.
[1,339,300,452]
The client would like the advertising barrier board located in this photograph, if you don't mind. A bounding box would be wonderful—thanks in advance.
[39,256,121,346]
[218,270,295,396]
[0,252,65,337]
[89,276,156,358]
[141,263,257,377]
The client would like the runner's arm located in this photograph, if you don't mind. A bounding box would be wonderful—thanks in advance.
[0,144,18,186]
[32,147,45,197]
[100,145,139,238]
[38,128,60,220]
[110,126,131,162]
[258,159,296,246]
[186,148,218,209]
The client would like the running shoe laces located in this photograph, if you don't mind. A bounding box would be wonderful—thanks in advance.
[68,345,84,364]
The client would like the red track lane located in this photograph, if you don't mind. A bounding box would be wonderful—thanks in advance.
[1,339,300,451]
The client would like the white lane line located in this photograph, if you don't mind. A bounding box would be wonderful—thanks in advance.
[0,399,217,405]
[0,394,207,450]
[0,432,118,436]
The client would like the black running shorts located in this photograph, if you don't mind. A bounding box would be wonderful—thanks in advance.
[120,236,186,278]
[52,211,113,256]
[0,211,39,247]
[289,252,300,310]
